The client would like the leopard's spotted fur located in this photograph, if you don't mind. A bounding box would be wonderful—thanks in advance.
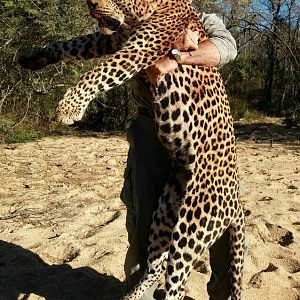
[19,0,245,299]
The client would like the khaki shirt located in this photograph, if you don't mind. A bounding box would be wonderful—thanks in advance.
[132,13,237,110]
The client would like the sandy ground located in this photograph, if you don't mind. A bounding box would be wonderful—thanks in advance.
[0,125,299,300]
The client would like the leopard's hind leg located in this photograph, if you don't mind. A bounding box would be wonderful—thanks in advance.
[123,169,187,299]
[162,206,229,299]
[162,181,244,300]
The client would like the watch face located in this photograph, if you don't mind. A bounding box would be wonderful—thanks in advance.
[171,49,180,56]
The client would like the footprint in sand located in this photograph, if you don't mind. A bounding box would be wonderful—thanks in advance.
[249,263,278,289]
[76,211,122,239]
[40,242,81,264]
[265,223,294,247]
[275,257,300,274]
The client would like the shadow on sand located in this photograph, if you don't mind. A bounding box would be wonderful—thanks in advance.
[0,240,124,300]
[0,241,195,300]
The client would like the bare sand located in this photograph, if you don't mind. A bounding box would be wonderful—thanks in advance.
[0,125,299,300]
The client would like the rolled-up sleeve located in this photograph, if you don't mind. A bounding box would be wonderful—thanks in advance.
[200,13,237,67]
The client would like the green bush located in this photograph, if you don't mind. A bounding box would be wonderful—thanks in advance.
[0,117,39,143]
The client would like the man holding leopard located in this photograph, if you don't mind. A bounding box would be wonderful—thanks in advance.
[19,1,240,299]
[121,12,238,300]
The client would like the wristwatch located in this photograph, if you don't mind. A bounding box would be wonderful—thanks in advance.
[171,48,183,64]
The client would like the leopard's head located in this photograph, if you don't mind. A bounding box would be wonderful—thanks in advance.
[86,0,159,35]
[86,0,126,35]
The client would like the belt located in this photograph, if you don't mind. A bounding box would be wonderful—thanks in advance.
[138,107,155,120]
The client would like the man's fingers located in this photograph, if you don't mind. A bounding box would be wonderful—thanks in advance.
[174,29,201,51]
[181,30,199,50]
[183,40,198,50]
[188,32,199,44]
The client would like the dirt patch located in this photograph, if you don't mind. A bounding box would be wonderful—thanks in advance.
[0,133,299,299]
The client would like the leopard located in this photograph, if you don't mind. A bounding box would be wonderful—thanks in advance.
[19,0,245,299]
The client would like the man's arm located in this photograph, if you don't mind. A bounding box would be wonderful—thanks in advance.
[181,13,237,67]
[200,13,237,67]
[179,39,222,67]
[147,13,237,83]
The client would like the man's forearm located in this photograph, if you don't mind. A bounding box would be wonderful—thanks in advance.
[180,40,221,68]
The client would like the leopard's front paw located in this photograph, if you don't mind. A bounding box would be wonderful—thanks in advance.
[57,87,87,125]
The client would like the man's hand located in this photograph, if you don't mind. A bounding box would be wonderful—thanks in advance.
[174,29,199,51]
[147,30,199,84]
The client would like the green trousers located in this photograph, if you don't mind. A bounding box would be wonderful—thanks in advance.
[120,115,231,300]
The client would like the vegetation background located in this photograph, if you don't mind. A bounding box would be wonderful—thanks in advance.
[0,0,299,143]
